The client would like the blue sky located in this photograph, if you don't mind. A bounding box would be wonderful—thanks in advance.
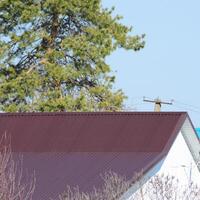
[102,0,200,127]
[196,128,200,138]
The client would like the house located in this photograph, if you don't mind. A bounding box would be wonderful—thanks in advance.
[0,112,199,199]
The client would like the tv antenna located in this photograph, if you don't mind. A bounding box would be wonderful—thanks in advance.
[143,97,173,112]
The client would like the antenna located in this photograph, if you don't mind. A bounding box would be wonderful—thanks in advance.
[143,97,173,112]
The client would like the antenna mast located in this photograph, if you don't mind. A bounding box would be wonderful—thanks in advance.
[143,97,173,112]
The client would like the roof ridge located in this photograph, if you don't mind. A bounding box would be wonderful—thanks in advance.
[0,112,187,117]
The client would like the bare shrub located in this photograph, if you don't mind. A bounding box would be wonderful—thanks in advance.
[181,182,200,200]
[59,171,200,200]
[138,174,180,200]
[132,174,200,200]
[58,186,90,200]
[59,171,130,200]
[0,134,36,200]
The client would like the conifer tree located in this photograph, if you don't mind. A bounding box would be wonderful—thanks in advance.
[0,0,144,112]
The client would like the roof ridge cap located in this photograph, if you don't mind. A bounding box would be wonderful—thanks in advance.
[0,111,188,117]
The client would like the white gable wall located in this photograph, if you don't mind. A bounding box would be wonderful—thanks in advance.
[157,131,200,186]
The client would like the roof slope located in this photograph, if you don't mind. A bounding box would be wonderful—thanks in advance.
[0,112,187,199]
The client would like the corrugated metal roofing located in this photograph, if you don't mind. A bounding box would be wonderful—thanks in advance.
[0,112,188,199]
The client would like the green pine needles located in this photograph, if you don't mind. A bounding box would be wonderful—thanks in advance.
[0,0,145,112]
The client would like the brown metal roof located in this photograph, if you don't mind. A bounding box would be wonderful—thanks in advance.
[0,112,188,199]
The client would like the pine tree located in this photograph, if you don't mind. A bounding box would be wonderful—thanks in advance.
[0,0,144,112]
